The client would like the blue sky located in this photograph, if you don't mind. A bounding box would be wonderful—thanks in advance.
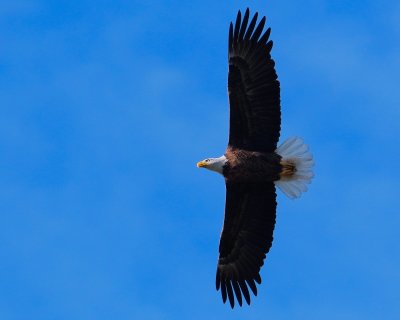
[1,0,400,319]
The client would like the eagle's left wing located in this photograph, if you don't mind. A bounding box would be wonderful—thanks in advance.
[227,8,281,153]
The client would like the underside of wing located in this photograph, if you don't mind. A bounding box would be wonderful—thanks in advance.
[216,182,277,308]
[228,8,281,153]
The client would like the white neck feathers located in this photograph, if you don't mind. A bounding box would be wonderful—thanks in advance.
[207,155,227,174]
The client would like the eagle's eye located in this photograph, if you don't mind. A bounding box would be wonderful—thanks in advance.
[206,159,210,162]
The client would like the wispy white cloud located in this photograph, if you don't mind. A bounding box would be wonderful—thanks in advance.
[0,0,40,17]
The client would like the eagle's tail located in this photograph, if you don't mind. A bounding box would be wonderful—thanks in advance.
[274,137,314,199]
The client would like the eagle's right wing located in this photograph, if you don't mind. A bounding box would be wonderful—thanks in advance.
[216,182,277,308]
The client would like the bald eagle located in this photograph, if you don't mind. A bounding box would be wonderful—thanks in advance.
[197,9,314,308]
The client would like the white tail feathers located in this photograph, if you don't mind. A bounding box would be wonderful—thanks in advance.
[274,137,314,199]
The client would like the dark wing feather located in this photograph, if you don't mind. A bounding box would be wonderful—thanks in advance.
[228,8,281,152]
[216,182,277,308]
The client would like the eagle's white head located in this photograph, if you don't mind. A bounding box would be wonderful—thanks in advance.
[197,155,227,175]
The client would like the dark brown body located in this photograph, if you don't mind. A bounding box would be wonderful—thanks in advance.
[214,9,284,308]
[223,147,282,183]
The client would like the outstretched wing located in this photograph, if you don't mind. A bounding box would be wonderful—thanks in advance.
[228,8,281,153]
[216,182,277,308]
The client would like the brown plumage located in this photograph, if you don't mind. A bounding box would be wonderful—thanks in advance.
[223,148,282,183]
[197,8,314,308]
[215,8,281,308]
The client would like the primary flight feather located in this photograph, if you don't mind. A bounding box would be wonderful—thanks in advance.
[197,8,314,308]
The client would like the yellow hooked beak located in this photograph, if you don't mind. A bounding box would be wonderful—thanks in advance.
[197,160,207,168]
